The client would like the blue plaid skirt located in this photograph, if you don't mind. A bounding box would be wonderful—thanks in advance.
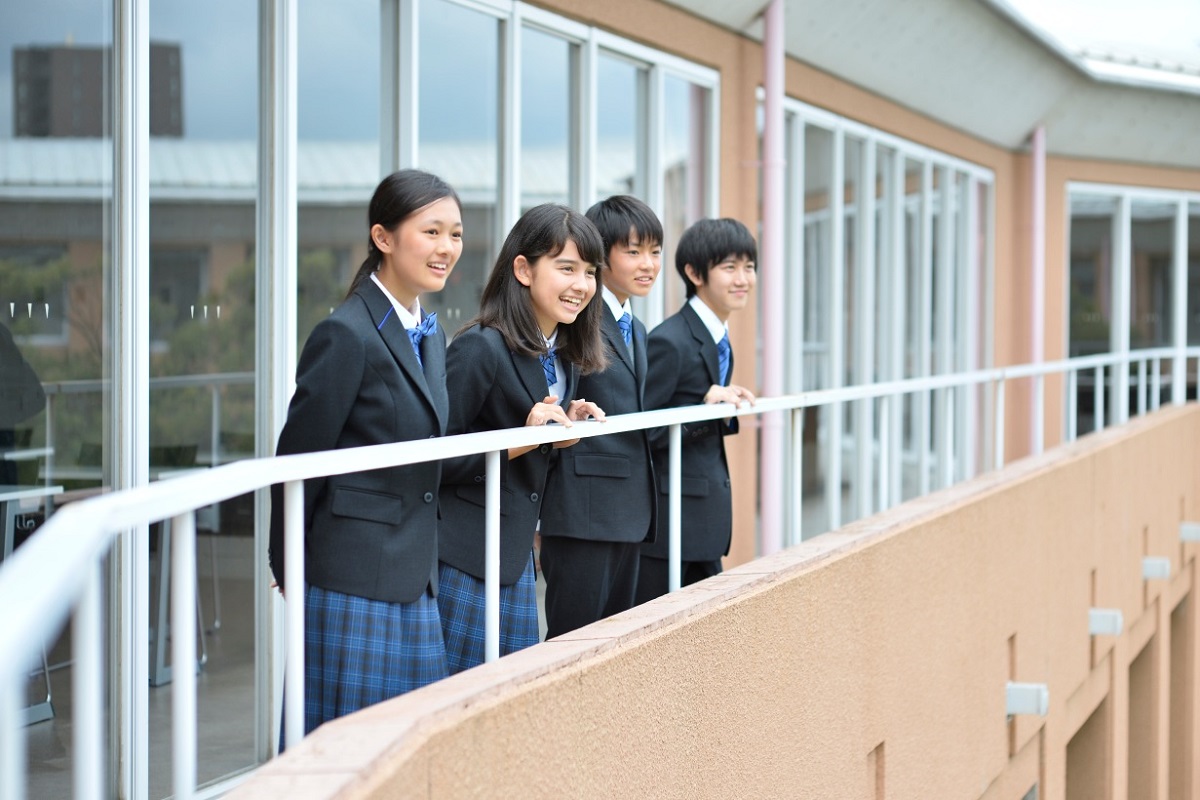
[437,554,539,675]
[304,584,448,733]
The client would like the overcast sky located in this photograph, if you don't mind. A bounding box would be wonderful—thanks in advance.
[1004,0,1200,66]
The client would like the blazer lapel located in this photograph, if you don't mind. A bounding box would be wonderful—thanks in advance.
[602,313,635,377]
[421,326,449,432]
[356,283,438,414]
[514,348,551,405]
[633,317,649,408]
[681,303,721,386]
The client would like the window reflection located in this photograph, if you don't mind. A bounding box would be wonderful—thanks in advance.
[419,0,499,329]
[1129,201,1176,349]
[521,26,571,210]
[596,53,646,202]
[661,75,710,314]
[1,1,111,796]
[148,0,258,793]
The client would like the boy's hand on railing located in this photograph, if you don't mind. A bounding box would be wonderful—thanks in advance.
[270,579,285,600]
[703,384,756,408]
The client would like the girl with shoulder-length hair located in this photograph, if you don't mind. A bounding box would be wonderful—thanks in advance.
[437,202,608,674]
[269,168,463,736]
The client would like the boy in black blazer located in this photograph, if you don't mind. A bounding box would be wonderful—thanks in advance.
[540,196,663,638]
[635,217,757,604]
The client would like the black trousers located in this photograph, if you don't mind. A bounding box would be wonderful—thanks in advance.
[540,536,641,639]
[633,554,722,606]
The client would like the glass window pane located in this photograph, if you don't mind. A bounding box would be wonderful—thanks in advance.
[148,0,259,792]
[1069,193,1118,429]
[596,53,645,202]
[1069,194,1117,357]
[799,122,834,534]
[419,0,499,328]
[1190,203,1200,348]
[803,125,834,391]
[521,26,571,210]
[298,0,380,345]
[1129,200,1176,349]
[843,135,862,391]
[2,2,110,796]
[661,75,710,314]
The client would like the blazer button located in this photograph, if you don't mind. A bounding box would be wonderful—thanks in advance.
[725,478,731,488]
[423,492,434,503]
[474,475,483,483]
[530,492,539,502]
[539,444,551,454]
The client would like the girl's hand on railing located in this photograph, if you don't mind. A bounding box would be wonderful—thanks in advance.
[525,396,573,428]
[510,396,576,458]
[566,398,606,422]
[703,384,756,408]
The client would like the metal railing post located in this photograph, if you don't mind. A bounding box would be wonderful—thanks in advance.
[0,668,22,800]
[283,480,305,750]
[1067,369,1078,442]
[994,378,1006,471]
[878,396,890,512]
[669,423,682,592]
[789,408,804,547]
[1151,358,1161,412]
[171,511,197,800]
[485,450,501,663]
[1095,366,1105,432]
[73,565,105,800]
[1137,358,1147,416]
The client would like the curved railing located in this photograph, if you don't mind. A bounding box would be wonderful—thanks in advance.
[0,347,1195,799]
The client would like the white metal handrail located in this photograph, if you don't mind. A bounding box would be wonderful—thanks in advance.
[0,347,1196,799]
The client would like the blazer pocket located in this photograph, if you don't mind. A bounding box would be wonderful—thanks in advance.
[573,453,631,478]
[330,486,402,524]
[454,483,512,514]
[657,475,709,498]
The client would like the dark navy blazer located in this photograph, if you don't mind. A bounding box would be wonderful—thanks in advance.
[437,324,578,586]
[540,310,656,545]
[641,302,738,562]
[269,280,448,604]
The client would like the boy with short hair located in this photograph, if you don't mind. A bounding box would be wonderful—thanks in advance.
[634,217,757,604]
[539,195,663,637]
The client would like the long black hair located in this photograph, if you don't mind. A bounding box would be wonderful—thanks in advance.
[345,169,462,300]
[466,203,609,375]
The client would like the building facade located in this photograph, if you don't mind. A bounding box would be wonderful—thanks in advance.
[1,0,1198,797]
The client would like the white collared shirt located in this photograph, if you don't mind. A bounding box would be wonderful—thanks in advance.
[602,287,632,323]
[543,329,565,400]
[688,294,728,346]
[370,272,424,329]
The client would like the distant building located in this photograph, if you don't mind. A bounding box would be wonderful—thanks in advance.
[12,42,183,137]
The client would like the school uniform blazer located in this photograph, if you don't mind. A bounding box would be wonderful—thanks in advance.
[268,280,448,604]
[437,324,578,586]
[539,311,656,544]
[641,302,738,562]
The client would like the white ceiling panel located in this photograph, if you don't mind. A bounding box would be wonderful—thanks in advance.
[658,0,1200,168]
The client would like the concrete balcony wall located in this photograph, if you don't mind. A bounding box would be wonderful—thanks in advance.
[231,404,1200,800]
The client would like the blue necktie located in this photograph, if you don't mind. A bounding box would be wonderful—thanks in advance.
[717,331,731,386]
[617,311,633,353]
[540,348,557,389]
[407,312,437,367]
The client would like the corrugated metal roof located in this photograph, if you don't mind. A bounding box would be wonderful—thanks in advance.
[0,138,639,203]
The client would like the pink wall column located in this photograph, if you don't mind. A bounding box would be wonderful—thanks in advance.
[759,0,785,554]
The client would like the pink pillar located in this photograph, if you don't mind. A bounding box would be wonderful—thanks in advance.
[1030,126,1046,453]
[760,0,785,555]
